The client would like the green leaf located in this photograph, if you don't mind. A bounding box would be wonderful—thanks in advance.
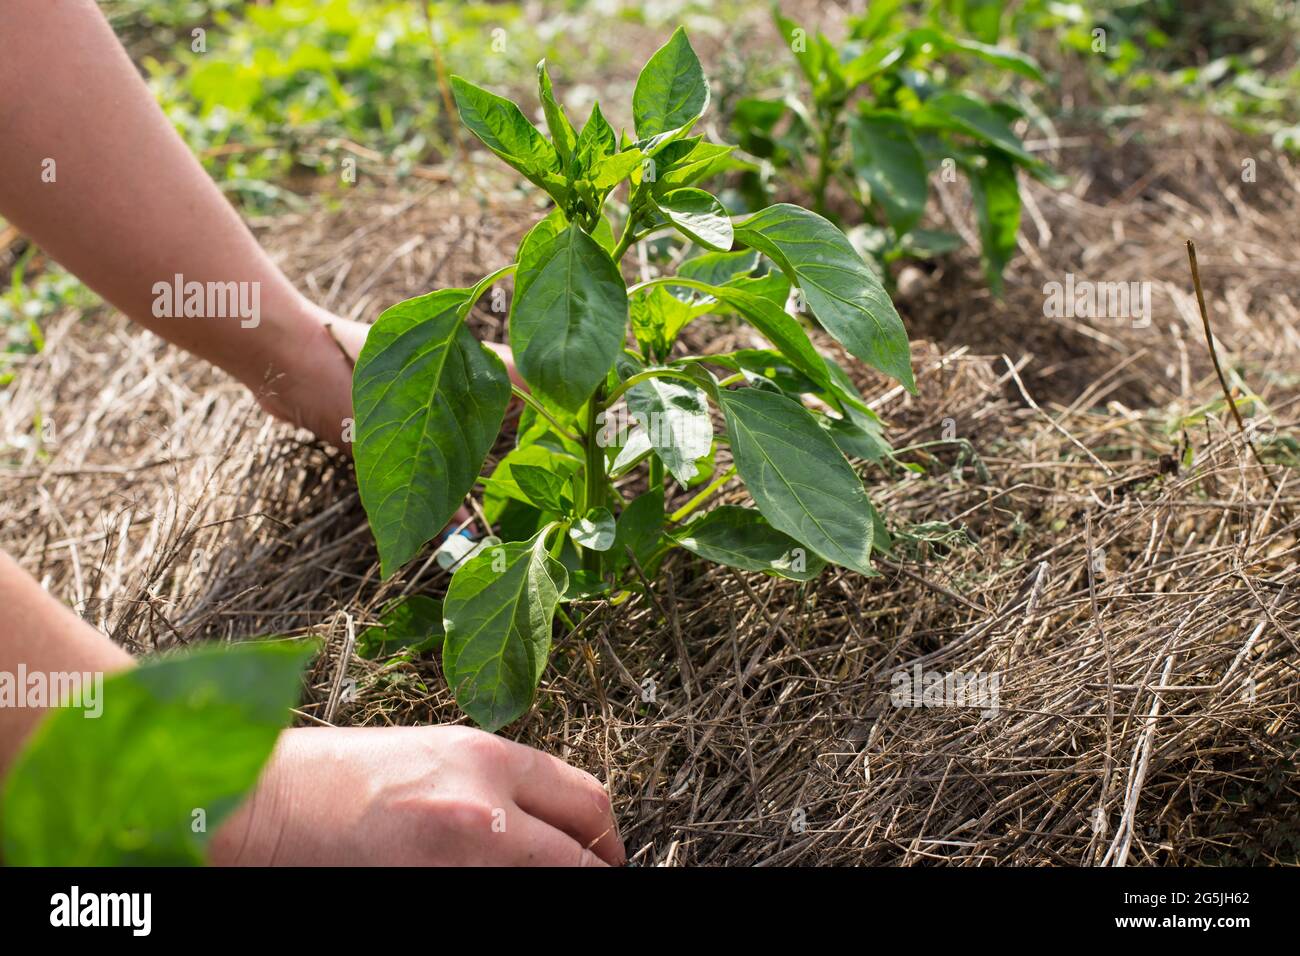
[653,187,734,251]
[734,204,914,392]
[947,38,1045,82]
[357,595,444,659]
[848,111,928,233]
[536,60,577,167]
[613,489,664,570]
[969,151,1021,294]
[510,224,628,412]
[627,373,713,485]
[719,386,876,575]
[678,249,759,286]
[650,137,735,191]
[570,507,616,551]
[483,442,581,524]
[899,228,964,258]
[590,149,644,190]
[673,505,827,581]
[914,92,1038,168]
[511,464,573,513]
[633,27,709,142]
[2,641,313,865]
[819,414,891,462]
[442,528,568,732]
[681,279,835,398]
[630,284,695,361]
[610,422,653,477]
[773,9,823,86]
[570,102,617,179]
[451,76,562,192]
[354,289,512,577]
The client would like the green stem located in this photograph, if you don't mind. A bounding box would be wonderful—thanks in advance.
[611,189,647,262]
[669,466,736,524]
[602,367,704,408]
[512,386,581,444]
[581,388,607,573]
[649,452,664,498]
[626,275,715,298]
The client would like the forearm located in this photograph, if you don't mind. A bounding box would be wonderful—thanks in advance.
[0,552,133,780]
[0,0,324,393]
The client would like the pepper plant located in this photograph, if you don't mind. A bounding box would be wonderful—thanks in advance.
[351,29,914,731]
[732,4,1057,291]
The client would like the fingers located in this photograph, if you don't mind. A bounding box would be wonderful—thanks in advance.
[504,810,609,867]
[502,739,625,866]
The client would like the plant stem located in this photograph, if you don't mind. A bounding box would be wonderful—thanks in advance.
[669,466,736,524]
[611,189,646,262]
[512,386,581,444]
[649,452,664,498]
[581,388,607,573]
[602,367,704,407]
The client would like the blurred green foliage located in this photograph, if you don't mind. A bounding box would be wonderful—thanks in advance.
[135,0,554,208]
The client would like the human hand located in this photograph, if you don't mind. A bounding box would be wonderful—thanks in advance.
[207,725,624,866]
[252,302,520,453]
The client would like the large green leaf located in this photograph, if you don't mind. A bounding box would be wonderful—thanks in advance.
[673,505,827,581]
[354,289,512,577]
[969,151,1021,294]
[848,111,928,234]
[719,386,876,575]
[653,187,734,251]
[734,204,914,391]
[632,27,709,143]
[442,529,568,732]
[510,224,628,412]
[2,641,313,865]
[626,372,713,485]
[451,76,562,192]
[511,463,572,514]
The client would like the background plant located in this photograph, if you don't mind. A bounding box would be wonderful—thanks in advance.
[351,29,916,731]
[727,3,1057,293]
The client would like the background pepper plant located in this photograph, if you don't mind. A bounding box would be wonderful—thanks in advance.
[731,3,1059,292]
[351,28,915,732]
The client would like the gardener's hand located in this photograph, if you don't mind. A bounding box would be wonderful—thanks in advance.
[208,725,625,866]
[255,302,520,452]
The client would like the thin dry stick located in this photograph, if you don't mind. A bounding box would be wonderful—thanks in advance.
[1185,239,1278,493]
[324,612,357,725]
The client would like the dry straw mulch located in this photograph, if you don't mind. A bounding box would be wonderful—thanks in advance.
[1,114,1297,865]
